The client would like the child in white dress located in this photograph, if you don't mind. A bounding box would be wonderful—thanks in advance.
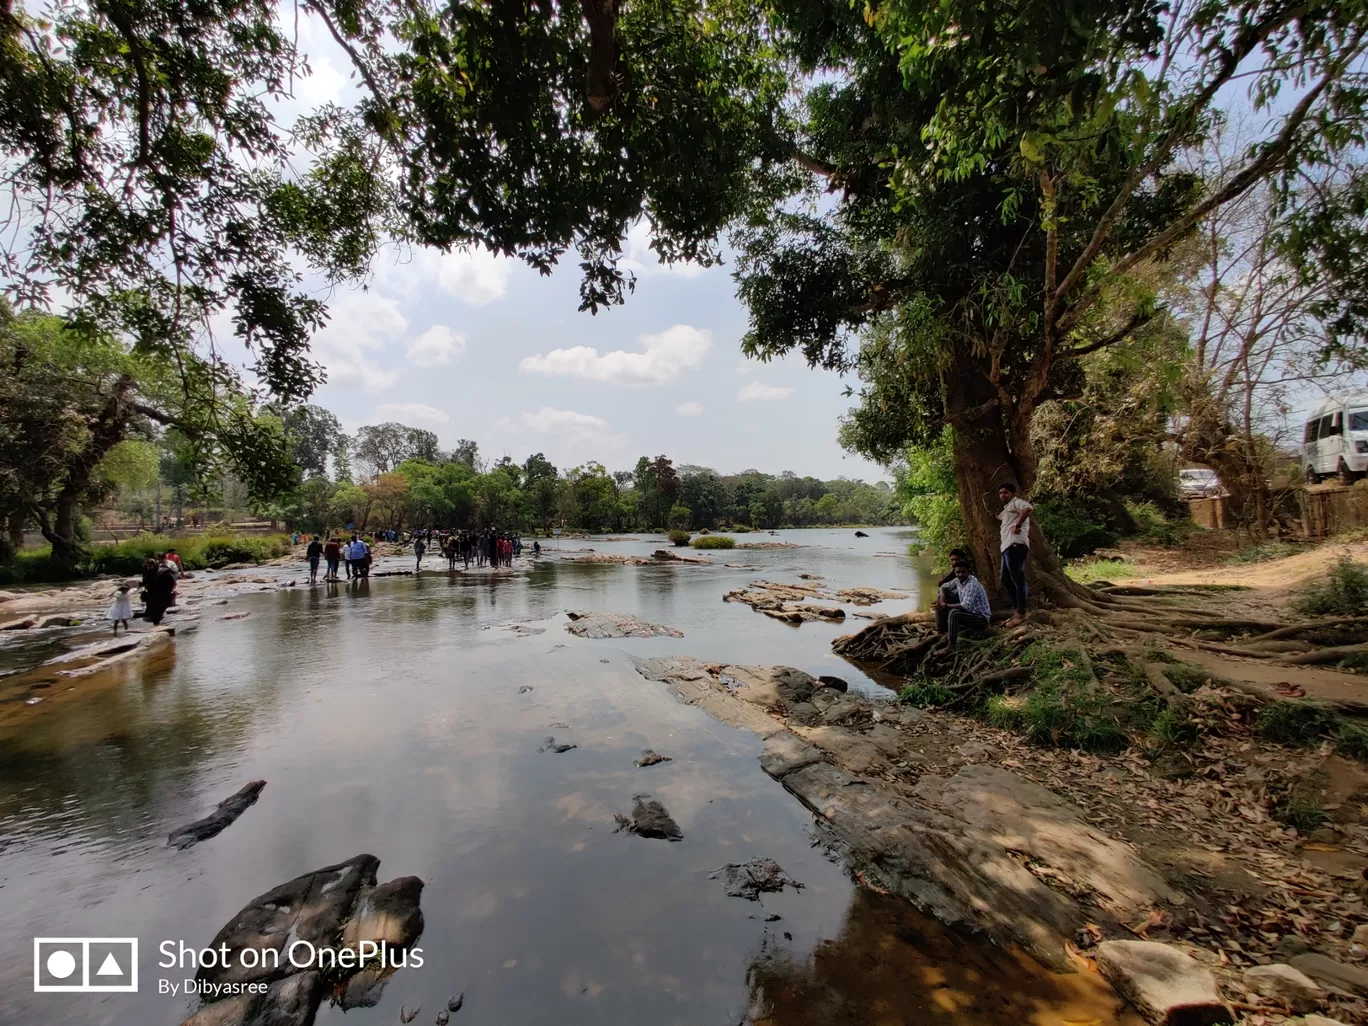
[107,584,134,634]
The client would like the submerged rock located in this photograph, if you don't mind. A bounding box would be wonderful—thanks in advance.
[1094,940,1230,1026]
[564,611,683,639]
[710,858,804,901]
[540,736,577,754]
[614,795,682,841]
[168,780,266,850]
[633,749,672,767]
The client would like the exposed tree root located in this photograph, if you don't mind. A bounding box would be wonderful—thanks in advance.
[1142,663,1188,713]
[1278,642,1368,666]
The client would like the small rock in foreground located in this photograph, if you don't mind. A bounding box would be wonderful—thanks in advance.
[710,858,804,901]
[539,736,576,754]
[1243,963,1323,1013]
[634,749,672,767]
[614,795,682,841]
[1094,940,1231,1026]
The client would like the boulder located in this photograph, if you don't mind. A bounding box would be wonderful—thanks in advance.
[1243,963,1323,1013]
[709,858,803,900]
[1094,940,1231,1026]
[1288,953,1368,996]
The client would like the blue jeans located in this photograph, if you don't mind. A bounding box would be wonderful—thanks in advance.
[1001,544,1029,615]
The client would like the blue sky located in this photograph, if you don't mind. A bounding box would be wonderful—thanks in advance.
[305,241,884,481]
[259,13,884,483]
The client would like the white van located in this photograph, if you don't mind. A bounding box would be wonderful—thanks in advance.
[1302,394,1368,483]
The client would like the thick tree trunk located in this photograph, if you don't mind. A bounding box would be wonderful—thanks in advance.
[943,361,1094,609]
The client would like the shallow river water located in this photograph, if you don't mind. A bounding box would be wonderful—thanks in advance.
[0,528,1129,1025]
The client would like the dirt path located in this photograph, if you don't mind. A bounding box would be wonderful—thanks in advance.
[1136,540,1368,591]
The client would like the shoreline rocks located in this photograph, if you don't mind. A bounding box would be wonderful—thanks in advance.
[1094,940,1230,1026]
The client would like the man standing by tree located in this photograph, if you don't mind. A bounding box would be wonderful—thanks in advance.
[998,485,1033,627]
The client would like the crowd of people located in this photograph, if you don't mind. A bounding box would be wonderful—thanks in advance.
[293,528,537,584]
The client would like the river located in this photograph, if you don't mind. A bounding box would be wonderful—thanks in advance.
[0,528,1127,1025]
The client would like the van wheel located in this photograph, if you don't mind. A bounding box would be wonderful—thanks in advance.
[1306,466,1321,485]
[1341,461,1359,485]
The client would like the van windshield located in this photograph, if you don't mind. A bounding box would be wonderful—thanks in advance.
[1351,411,1368,432]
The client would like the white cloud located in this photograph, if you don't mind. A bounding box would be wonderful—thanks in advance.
[738,381,794,402]
[312,291,406,392]
[373,402,452,427]
[407,324,467,367]
[519,325,711,386]
[621,219,711,279]
[494,407,626,448]
[675,401,705,416]
[377,246,513,307]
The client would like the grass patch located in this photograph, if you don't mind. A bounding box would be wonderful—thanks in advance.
[691,535,736,550]
[1223,541,1303,565]
[1270,792,1328,833]
[1290,556,1368,617]
[1257,699,1368,761]
[0,533,290,584]
[668,530,691,547]
[899,680,958,708]
[1148,707,1202,747]
[1065,559,1141,585]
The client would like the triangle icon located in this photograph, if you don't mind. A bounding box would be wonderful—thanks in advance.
[96,953,123,976]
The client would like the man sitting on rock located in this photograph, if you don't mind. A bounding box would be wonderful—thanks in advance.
[932,549,971,635]
[931,562,991,654]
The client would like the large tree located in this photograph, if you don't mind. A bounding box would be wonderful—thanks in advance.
[736,0,1368,600]
[0,305,293,565]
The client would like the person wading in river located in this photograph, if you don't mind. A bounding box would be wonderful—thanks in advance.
[414,533,426,571]
[930,562,991,654]
[323,536,341,581]
[997,483,1033,627]
[306,536,323,585]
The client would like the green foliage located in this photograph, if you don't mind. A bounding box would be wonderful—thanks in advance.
[1224,541,1303,565]
[1270,791,1328,833]
[898,680,958,708]
[1032,496,1116,559]
[1257,701,1342,746]
[1017,642,1127,752]
[691,534,736,549]
[1125,501,1180,545]
[1291,557,1368,617]
[668,530,692,546]
[1065,559,1140,585]
[72,533,290,577]
[1148,708,1201,748]
[893,430,965,557]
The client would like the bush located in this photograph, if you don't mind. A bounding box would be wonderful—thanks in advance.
[1224,541,1302,565]
[77,533,291,576]
[691,535,736,549]
[1291,556,1368,617]
[668,530,691,546]
[1034,496,1116,558]
[899,680,958,708]
[1125,500,1180,545]
[730,524,752,533]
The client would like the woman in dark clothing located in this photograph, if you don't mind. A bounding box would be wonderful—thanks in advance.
[143,559,177,624]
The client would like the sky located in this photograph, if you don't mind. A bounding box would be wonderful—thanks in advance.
[254,12,886,485]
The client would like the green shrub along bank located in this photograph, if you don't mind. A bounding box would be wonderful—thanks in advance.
[691,535,736,550]
[1,534,291,584]
[1291,556,1368,617]
[668,530,691,546]
[896,635,1368,763]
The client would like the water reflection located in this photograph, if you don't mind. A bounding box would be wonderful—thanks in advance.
[746,889,1137,1026]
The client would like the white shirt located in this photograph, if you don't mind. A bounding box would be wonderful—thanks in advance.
[998,497,1032,551]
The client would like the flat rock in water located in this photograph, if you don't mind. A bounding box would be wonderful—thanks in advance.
[614,795,682,841]
[634,749,672,767]
[168,780,266,850]
[710,858,803,901]
[540,736,576,754]
[1094,940,1230,1026]
[338,876,426,1009]
[564,611,683,639]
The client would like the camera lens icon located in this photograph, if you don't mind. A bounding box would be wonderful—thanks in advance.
[34,938,138,993]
